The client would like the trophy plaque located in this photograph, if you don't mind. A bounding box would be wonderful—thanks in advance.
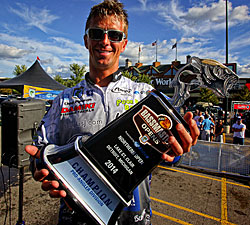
[40,89,190,225]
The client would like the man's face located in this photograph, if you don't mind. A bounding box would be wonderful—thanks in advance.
[84,15,128,72]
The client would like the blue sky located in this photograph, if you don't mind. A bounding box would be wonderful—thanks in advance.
[0,0,250,78]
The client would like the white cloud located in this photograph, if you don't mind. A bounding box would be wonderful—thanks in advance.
[179,37,197,44]
[46,66,53,74]
[0,33,88,60]
[137,0,148,10]
[238,63,250,78]
[121,37,234,69]
[170,38,177,44]
[9,3,59,33]
[121,40,177,66]
[134,0,250,36]
[230,31,250,50]
[0,33,89,77]
[55,64,71,74]
[129,0,250,77]
[0,44,30,59]
[230,5,250,22]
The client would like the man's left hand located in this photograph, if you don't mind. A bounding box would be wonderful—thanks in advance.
[162,112,199,162]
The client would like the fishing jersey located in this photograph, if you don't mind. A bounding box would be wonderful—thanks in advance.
[35,72,154,225]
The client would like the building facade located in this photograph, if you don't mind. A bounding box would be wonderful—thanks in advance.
[121,57,249,108]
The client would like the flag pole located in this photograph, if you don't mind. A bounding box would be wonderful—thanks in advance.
[138,45,141,63]
[152,41,157,62]
[156,42,158,62]
[175,42,177,61]
[172,42,177,61]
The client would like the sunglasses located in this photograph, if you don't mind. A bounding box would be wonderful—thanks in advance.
[86,28,126,42]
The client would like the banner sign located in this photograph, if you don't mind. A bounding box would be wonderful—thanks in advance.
[234,104,250,110]
[23,85,62,100]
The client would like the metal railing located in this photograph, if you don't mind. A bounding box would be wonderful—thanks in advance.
[181,140,250,179]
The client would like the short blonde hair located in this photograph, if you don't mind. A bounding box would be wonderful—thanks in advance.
[85,0,129,37]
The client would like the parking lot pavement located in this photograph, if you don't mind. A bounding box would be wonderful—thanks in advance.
[1,163,249,224]
[151,165,250,225]
[0,166,18,197]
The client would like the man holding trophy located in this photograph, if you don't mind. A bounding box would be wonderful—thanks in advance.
[25,0,199,224]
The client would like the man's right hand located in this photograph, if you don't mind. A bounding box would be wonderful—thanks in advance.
[25,145,67,198]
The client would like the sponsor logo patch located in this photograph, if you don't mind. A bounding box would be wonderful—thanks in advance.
[134,90,147,95]
[133,105,172,152]
[111,87,132,95]
[116,99,139,111]
[61,102,96,115]
[73,87,84,98]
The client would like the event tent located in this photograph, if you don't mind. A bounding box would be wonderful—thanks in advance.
[0,60,66,93]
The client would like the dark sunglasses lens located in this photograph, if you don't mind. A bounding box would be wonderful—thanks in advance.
[89,29,103,40]
[108,31,123,42]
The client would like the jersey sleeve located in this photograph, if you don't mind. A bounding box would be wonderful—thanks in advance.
[35,95,63,148]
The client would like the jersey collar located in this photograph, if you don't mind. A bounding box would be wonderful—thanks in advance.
[85,69,122,85]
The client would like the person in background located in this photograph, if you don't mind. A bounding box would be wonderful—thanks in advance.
[210,113,216,122]
[194,111,204,124]
[218,109,223,120]
[201,114,214,141]
[204,111,210,118]
[232,116,246,145]
[231,111,237,124]
[215,119,224,143]
[193,109,200,123]
[210,117,215,142]
[197,116,204,140]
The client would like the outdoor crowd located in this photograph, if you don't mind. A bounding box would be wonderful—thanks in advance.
[193,109,247,145]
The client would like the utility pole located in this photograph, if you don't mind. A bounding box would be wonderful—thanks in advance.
[224,0,229,125]
[226,0,229,65]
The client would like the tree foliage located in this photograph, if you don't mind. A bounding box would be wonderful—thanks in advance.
[0,64,27,95]
[54,63,86,88]
[0,88,12,95]
[67,63,86,87]
[13,65,27,76]
[122,70,152,85]
[199,88,219,105]
[232,86,250,101]
[54,74,67,87]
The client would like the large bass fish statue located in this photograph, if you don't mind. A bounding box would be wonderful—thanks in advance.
[170,56,239,107]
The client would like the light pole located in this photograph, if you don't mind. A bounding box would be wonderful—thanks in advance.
[224,0,229,125]
[226,0,228,65]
